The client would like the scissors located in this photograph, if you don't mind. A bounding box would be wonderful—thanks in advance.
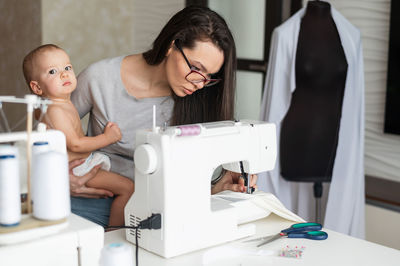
[244,222,328,247]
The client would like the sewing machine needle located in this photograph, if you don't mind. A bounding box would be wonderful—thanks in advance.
[239,161,251,194]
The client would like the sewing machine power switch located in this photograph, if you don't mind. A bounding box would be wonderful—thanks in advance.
[134,144,157,174]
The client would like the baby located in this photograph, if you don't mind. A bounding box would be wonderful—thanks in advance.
[22,44,134,227]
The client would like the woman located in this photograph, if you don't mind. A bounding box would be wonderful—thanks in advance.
[70,6,257,227]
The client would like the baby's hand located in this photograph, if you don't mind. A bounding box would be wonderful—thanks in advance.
[104,122,122,143]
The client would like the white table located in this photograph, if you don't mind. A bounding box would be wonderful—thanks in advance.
[105,213,400,266]
[1,214,103,266]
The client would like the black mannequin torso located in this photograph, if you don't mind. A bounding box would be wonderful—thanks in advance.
[280,1,348,182]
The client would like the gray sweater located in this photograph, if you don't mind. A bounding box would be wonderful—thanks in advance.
[71,56,174,180]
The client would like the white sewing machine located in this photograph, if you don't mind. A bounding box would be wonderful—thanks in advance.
[125,120,277,258]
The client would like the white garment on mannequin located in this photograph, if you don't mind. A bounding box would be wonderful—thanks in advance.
[258,6,365,238]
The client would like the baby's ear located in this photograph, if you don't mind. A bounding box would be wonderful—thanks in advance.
[30,81,42,96]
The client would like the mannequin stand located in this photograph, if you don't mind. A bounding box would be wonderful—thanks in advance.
[313,182,323,224]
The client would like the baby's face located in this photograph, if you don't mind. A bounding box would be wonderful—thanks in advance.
[32,48,77,100]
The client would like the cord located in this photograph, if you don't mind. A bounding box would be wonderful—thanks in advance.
[106,213,162,266]
[105,225,140,266]
[135,227,139,266]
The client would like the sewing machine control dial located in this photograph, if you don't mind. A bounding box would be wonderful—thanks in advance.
[134,144,157,174]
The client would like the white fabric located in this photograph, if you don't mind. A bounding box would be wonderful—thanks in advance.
[258,7,365,238]
[205,190,304,265]
[213,190,305,224]
[72,152,111,176]
[249,191,305,223]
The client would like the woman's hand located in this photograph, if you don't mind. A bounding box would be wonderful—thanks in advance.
[211,171,258,194]
[69,159,114,198]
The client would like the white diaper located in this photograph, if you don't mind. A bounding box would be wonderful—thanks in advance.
[72,152,111,176]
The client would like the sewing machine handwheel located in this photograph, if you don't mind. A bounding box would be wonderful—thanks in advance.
[134,144,157,174]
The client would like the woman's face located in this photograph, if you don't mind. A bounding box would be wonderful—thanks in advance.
[165,40,224,97]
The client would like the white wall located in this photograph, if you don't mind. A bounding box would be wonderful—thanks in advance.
[42,0,185,75]
[366,204,400,250]
[325,0,399,183]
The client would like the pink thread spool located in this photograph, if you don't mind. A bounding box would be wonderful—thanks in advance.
[177,125,201,136]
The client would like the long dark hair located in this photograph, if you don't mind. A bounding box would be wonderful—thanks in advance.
[143,6,236,125]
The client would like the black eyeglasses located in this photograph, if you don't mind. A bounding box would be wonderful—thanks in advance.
[174,40,221,87]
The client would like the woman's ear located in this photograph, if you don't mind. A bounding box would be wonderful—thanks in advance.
[166,40,175,57]
[30,81,43,96]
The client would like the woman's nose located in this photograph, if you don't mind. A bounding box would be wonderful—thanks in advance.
[194,81,205,90]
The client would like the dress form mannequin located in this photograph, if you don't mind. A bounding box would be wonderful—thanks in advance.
[279,1,348,222]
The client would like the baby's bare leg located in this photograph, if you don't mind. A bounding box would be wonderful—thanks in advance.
[86,170,135,227]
